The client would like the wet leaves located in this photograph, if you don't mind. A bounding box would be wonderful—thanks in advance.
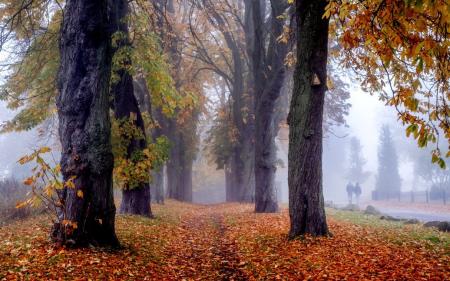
[0,201,448,280]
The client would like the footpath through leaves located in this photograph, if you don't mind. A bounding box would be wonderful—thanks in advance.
[0,201,449,280]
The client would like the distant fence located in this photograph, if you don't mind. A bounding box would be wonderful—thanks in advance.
[372,190,449,205]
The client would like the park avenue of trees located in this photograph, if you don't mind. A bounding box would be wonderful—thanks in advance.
[0,0,448,279]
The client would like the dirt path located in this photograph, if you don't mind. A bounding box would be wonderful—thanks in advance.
[0,201,448,280]
[210,214,248,280]
[163,207,248,280]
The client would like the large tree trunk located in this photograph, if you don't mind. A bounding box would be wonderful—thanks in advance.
[225,161,234,201]
[229,139,254,202]
[53,0,119,247]
[288,0,329,238]
[150,168,165,204]
[181,151,193,202]
[251,0,287,213]
[111,0,152,217]
[166,122,194,202]
[226,64,254,203]
[134,78,166,205]
[201,0,254,203]
[254,72,284,212]
[166,121,182,200]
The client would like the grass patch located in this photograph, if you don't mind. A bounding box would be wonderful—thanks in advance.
[327,207,450,252]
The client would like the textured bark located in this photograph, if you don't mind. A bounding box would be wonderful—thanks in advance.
[150,168,165,204]
[225,162,234,202]
[111,0,152,217]
[249,0,288,213]
[166,121,182,200]
[288,0,329,238]
[229,140,254,202]
[134,78,166,205]
[53,0,119,246]
[227,37,254,203]
[166,121,194,202]
[157,0,196,203]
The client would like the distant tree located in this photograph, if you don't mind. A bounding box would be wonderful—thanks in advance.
[329,0,450,163]
[188,0,255,203]
[374,125,402,200]
[347,137,370,184]
[110,0,153,217]
[249,0,289,213]
[154,0,203,203]
[413,147,450,200]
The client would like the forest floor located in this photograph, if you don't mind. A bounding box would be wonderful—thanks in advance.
[0,200,449,280]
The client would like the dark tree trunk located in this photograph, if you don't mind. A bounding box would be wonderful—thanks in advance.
[167,132,192,202]
[53,0,119,247]
[166,121,181,200]
[201,0,255,203]
[156,0,195,203]
[150,168,165,204]
[229,139,254,202]
[134,78,166,205]
[250,0,288,213]
[225,161,234,201]
[111,0,152,217]
[227,50,254,203]
[288,0,329,238]
[166,122,193,202]
[181,153,193,202]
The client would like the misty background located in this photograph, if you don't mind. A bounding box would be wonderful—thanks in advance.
[0,75,440,206]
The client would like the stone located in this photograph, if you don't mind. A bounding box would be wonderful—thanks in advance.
[404,219,420,225]
[364,205,381,216]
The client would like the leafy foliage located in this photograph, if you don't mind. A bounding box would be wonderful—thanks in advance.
[327,0,450,163]
[111,117,170,190]
[0,11,61,132]
[15,147,79,231]
[205,106,235,170]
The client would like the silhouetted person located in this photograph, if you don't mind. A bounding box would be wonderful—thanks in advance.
[354,182,362,205]
[346,182,354,205]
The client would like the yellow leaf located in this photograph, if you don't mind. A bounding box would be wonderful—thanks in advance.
[17,156,31,165]
[38,146,51,154]
[23,177,34,186]
[65,179,76,189]
[15,201,28,209]
[77,190,84,198]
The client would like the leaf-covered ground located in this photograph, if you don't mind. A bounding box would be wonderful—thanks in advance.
[0,200,449,280]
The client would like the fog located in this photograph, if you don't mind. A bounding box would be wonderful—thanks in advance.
[190,79,430,206]
[0,76,446,210]
[0,103,42,180]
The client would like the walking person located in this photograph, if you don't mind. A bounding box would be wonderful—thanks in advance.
[354,182,362,205]
[346,182,354,205]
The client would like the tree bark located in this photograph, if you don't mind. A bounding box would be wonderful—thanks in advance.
[199,0,255,203]
[288,0,329,238]
[134,78,166,205]
[111,0,152,217]
[225,161,234,201]
[150,168,165,204]
[166,121,194,202]
[250,0,288,213]
[53,0,119,247]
